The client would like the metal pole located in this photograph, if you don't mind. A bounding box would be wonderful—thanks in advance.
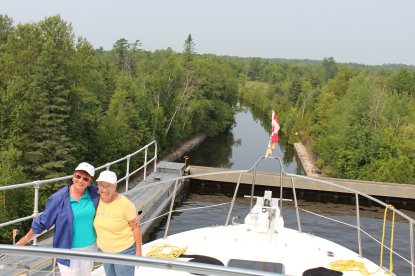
[356,192,362,257]
[144,147,148,181]
[164,180,179,239]
[249,169,258,210]
[33,181,40,245]
[291,177,302,233]
[154,142,157,172]
[125,155,131,192]
[225,172,244,226]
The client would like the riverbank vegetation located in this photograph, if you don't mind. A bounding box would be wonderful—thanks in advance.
[239,58,415,184]
[0,15,237,184]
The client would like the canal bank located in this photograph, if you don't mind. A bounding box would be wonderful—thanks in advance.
[293,142,320,177]
[162,133,207,162]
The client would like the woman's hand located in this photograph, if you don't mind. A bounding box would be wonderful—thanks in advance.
[15,229,35,246]
[15,236,29,246]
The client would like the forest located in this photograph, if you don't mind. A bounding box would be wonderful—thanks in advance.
[239,57,415,184]
[1,14,415,241]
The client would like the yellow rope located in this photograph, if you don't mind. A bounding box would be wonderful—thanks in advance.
[330,204,395,275]
[146,244,187,259]
[379,204,395,274]
[330,259,371,275]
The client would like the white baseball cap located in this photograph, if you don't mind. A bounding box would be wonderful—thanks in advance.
[96,170,117,185]
[75,162,95,177]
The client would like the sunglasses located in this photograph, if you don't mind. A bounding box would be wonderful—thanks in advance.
[74,174,91,182]
[98,185,115,191]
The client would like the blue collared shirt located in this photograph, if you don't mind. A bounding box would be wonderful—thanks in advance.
[32,184,99,266]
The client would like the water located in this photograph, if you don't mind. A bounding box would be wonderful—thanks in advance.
[149,105,413,275]
[185,106,305,175]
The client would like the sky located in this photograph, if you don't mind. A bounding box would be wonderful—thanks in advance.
[2,0,415,66]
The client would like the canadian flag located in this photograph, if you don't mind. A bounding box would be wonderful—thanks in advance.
[265,110,280,157]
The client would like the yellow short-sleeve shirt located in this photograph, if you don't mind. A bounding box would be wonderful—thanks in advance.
[94,194,137,253]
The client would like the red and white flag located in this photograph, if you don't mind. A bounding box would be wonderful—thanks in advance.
[265,110,280,157]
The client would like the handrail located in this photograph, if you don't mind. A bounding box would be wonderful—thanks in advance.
[133,156,415,275]
[0,141,157,234]
[2,153,415,275]
[0,245,282,276]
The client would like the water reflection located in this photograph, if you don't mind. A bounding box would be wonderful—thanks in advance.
[186,105,305,175]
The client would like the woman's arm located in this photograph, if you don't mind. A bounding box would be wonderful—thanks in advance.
[17,190,64,245]
[129,217,142,256]
[15,229,35,246]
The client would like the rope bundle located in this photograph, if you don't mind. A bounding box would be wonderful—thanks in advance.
[146,244,188,259]
[330,204,395,275]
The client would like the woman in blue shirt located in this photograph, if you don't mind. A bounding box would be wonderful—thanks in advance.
[16,162,99,276]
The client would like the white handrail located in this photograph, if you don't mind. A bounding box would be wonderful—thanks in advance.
[0,140,157,231]
[0,245,282,276]
[2,152,415,275]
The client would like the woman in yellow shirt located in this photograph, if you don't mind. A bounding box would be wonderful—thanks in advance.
[94,170,142,276]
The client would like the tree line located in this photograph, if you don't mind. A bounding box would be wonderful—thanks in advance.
[0,15,238,240]
[0,15,238,183]
[239,57,415,184]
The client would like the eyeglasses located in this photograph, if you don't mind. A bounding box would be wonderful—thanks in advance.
[74,174,91,182]
[98,185,115,191]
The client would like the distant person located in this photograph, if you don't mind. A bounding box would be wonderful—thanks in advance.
[16,162,99,276]
[94,170,142,276]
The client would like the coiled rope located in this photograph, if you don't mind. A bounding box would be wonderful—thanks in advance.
[330,204,395,275]
[330,259,370,275]
[146,244,188,259]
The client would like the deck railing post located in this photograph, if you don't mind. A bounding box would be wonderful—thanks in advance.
[164,180,179,239]
[249,169,258,210]
[225,172,244,226]
[355,192,362,257]
[154,142,157,172]
[125,155,131,192]
[291,176,302,233]
[33,181,40,246]
[144,147,148,181]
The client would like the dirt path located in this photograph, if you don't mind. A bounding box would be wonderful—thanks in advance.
[293,142,320,177]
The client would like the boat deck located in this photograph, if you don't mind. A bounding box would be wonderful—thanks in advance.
[138,224,387,276]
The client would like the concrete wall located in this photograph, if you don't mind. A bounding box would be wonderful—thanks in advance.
[187,166,415,200]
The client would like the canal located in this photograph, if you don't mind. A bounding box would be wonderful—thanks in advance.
[184,105,305,175]
[148,105,413,275]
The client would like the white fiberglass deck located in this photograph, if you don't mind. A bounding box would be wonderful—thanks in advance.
[137,224,387,276]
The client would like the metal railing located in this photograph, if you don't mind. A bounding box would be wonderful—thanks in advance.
[1,154,415,275]
[0,245,283,276]
[0,140,158,245]
[141,156,415,275]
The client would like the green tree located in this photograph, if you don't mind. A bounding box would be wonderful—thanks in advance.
[321,57,338,82]
[390,69,415,96]
[0,14,13,44]
[67,38,106,164]
[25,16,75,179]
[183,34,195,70]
